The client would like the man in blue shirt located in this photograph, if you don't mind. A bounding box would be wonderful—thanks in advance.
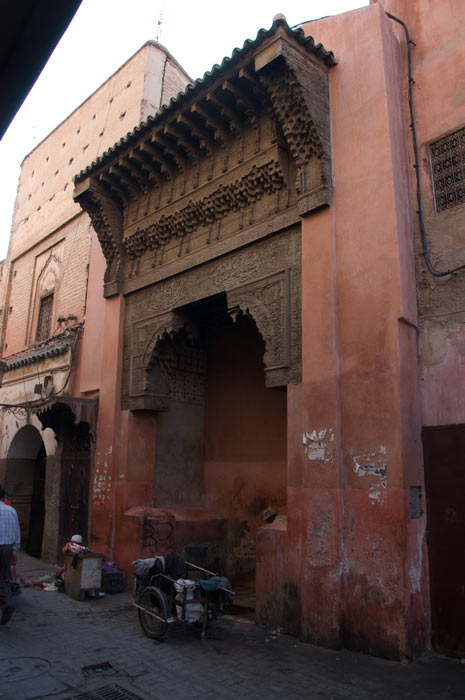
[0,484,21,624]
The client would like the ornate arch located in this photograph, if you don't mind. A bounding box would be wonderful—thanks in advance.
[128,265,300,410]
[226,269,294,388]
[29,253,63,344]
[128,310,186,410]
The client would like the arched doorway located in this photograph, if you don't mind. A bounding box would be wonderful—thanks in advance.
[203,306,287,600]
[39,403,92,550]
[150,293,288,605]
[4,425,46,556]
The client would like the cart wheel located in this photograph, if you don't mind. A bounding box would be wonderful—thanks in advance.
[137,586,169,640]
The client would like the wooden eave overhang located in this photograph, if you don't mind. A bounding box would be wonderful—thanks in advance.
[73,18,335,207]
[1,325,82,371]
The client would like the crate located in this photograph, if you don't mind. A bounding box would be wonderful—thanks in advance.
[64,552,103,601]
[102,570,125,594]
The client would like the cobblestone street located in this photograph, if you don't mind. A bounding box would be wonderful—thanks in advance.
[0,552,463,700]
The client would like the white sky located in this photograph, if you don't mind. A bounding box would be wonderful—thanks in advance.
[0,0,368,260]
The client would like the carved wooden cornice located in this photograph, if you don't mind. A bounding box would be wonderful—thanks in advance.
[255,34,333,213]
[124,160,284,259]
[74,19,335,292]
[73,178,123,294]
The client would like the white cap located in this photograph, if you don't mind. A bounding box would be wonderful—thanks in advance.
[71,534,83,544]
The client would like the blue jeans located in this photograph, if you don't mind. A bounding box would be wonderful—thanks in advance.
[0,544,13,613]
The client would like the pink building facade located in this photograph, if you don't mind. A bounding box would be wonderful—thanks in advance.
[2,0,464,661]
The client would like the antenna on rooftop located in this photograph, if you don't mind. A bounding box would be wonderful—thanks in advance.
[156,4,164,43]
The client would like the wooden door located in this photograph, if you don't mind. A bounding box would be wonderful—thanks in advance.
[423,425,465,657]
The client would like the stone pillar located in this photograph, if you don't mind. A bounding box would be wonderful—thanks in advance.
[90,294,125,558]
[288,207,343,647]
[42,451,62,563]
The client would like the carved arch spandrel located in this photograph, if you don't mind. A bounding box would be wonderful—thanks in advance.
[129,310,185,410]
[73,178,124,296]
[226,269,297,388]
[127,264,301,408]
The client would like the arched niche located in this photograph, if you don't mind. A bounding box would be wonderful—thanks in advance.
[4,425,46,556]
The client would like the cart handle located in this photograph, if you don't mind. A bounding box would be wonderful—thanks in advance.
[184,561,218,577]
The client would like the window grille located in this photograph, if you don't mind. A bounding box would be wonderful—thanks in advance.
[36,293,54,341]
[430,127,465,212]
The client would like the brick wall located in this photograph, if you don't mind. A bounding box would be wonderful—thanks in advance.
[2,41,190,358]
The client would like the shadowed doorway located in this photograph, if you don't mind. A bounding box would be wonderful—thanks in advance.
[4,425,46,556]
[151,293,288,612]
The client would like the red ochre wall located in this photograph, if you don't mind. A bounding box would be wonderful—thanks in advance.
[203,317,287,585]
[87,2,430,659]
[288,4,427,658]
[256,3,428,657]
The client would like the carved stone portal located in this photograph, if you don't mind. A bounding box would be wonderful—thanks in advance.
[73,20,332,405]
[124,226,301,409]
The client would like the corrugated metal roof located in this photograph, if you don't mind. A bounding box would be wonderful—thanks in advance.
[73,18,335,184]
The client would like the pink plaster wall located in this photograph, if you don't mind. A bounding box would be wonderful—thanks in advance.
[76,229,106,393]
[296,3,428,657]
[85,2,438,658]
[90,294,125,558]
[373,0,465,428]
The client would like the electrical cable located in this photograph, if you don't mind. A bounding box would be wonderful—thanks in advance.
[0,326,81,410]
[293,12,465,277]
[386,12,465,277]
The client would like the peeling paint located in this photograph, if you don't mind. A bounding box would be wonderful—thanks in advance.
[353,450,389,505]
[353,458,387,478]
[92,462,112,504]
[303,428,334,462]
[353,449,387,479]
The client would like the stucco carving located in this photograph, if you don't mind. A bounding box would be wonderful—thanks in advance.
[129,310,184,410]
[123,160,284,259]
[73,178,124,294]
[227,270,291,382]
[125,227,301,408]
[130,316,207,411]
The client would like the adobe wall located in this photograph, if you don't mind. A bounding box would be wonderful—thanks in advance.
[372,0,465,427]
[1,41,191,371]
[0,42,191,567]
[2,214,91,356]
[76,9,429,659]
[291,3,428,658]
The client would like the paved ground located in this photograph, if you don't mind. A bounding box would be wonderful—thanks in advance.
[0,552,463,700]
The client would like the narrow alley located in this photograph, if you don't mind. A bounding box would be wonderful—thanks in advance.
[0,552,463,700]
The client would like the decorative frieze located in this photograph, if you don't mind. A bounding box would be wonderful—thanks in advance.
[74,22,333,295]
[124,227,301,408]
[257,44,332,210]
[123,160,284,259]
